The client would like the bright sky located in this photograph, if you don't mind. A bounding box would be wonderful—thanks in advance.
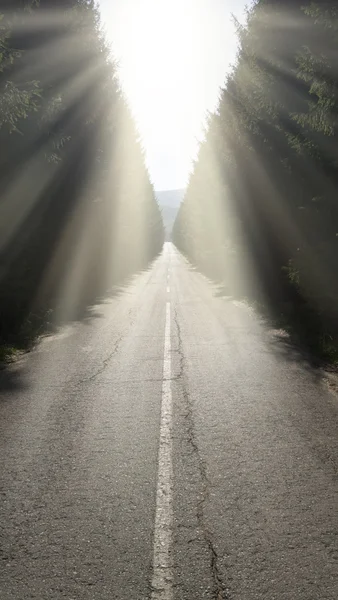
[98,0,248,191]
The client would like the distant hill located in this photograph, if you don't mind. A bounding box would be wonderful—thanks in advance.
[156,189,185,240]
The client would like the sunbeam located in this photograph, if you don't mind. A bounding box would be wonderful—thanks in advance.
[0,1,164,353]
[173,1,338,360]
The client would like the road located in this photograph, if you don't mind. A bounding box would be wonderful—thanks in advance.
[1,242,338,599]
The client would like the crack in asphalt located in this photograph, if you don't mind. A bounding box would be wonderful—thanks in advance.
[174,309,230,600]
[82,335,124,383]
[76,308,137,385]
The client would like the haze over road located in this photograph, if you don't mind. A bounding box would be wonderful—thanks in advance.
[1,243,338,599]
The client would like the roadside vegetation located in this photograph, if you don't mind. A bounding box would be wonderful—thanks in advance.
[173,0,338,365]
[0,0,164,363]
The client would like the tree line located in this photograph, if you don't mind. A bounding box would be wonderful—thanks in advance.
[0,0,164,355]
[173,0,338,362]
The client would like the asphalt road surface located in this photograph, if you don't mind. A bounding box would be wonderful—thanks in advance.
[1,242,338,599]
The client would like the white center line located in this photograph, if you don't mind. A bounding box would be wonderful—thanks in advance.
[167,286,170,293]
[151,301,173,600]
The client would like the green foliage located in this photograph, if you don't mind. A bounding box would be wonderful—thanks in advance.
[0,80,41,132]
[0,4,42,132]
[0,0,164,350]
[0,344,18,365]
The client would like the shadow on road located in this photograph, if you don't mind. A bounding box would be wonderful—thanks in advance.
[207,286,334,393]
[0,366,29,394]
[265,330,324,379]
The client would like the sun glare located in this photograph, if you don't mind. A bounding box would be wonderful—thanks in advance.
[99,0,240,189]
